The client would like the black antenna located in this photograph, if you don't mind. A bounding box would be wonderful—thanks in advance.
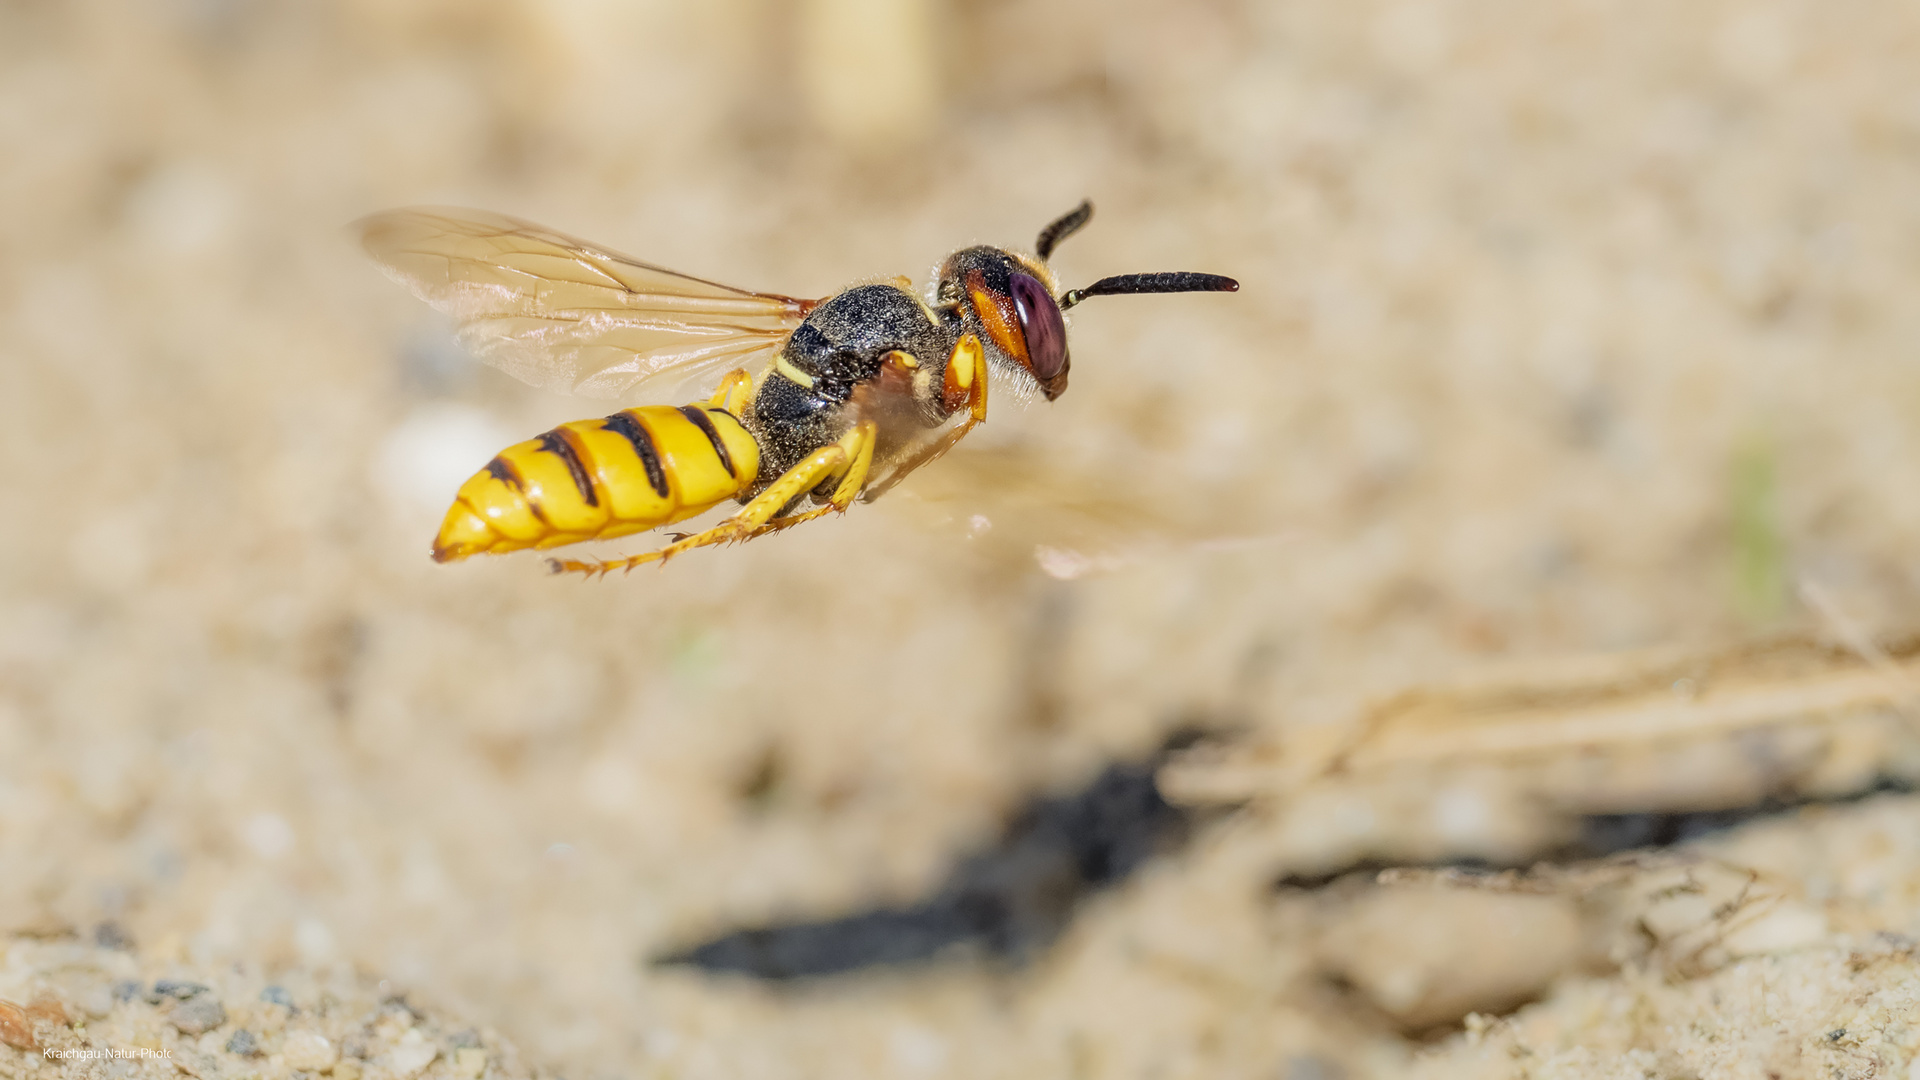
[1058,272,1239,310]
[1035,200,1094,261]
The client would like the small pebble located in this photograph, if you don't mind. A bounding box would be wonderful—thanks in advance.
[226,1029,261,1056]
[1721,903,1828,957]
[112,980,143,1003]
[176,1049,221,1080]
[385,1031,437,1078]
[152,980,211,1002]
[452,1047,486,1079]
[169,994,227,1036]
[260,986,295,1008]
[0,1000,35,1051]
[447,1030,480,1050]
[93,922,135,951]
[282,1031,339,1071]
[334,1062,363,1080]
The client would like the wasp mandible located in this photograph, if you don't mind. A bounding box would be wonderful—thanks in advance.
[357,202,1238,575]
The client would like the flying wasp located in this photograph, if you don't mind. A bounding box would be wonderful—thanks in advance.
[357,202,1238,575]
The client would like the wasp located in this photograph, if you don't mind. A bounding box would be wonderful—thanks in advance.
[357,202,1238,574]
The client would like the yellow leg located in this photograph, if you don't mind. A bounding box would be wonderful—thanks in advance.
[860,333,989,504]
[708,369,754,413]
[549,419,878,576]
[730,410,879,538]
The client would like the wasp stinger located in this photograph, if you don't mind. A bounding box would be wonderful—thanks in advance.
[356,202,1238,575]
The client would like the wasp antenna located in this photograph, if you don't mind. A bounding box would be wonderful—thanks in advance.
[1058,272,1239,310]
[1035,200,1094,261]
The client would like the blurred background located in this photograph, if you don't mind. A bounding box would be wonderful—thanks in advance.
[4,0,1920,1077]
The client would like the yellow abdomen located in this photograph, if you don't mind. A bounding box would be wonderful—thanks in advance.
[432,405,761,562]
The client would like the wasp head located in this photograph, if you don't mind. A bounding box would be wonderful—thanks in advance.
[938,244,1071,400]
[936,201,1238,404]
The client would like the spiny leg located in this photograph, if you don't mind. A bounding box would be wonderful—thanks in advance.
[728,411,879,539]
[549,419,878,576]
[647,419,875,561]
[860,332,989,504]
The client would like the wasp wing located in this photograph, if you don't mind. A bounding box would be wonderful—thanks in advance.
[882,447,1297,580]
[357,207,814,401]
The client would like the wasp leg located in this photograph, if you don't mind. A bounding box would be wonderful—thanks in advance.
[707,369,754,413]
[729,412,881,539]
[549,418,878,576]
[859,332,989,503]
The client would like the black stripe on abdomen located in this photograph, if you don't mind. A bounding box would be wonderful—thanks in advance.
[488,454,548,524]
[537,430,598,507]
[602,411,670,498]
[486,456,523,491]
[677,406,736,478]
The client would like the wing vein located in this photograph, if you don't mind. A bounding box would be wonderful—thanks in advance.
[359,206,813,402]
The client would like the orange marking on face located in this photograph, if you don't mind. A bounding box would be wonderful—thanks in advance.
[965,269,1030,369]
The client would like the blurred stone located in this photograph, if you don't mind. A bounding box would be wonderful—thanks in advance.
[1314,888,1585,1030]
[0,1000,35,1051]
[384,1030,438,1078]
[169,994,227,1036]
[283,1031,339,1071]
[452,1047,487,1079]
[226,1029,260,1057]
[1721,902,1828,958]
[26,998,69,1027]
[152,980,211,1001]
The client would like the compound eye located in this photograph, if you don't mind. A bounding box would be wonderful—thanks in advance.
[1008,272,1067,382]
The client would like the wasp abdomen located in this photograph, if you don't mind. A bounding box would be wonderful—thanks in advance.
[432,405,760,562]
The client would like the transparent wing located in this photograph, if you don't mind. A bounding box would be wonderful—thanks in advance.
[880,447,1297,580]
[357,207,815,401]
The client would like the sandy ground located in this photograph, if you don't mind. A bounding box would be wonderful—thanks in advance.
[4,1,1920,1077]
